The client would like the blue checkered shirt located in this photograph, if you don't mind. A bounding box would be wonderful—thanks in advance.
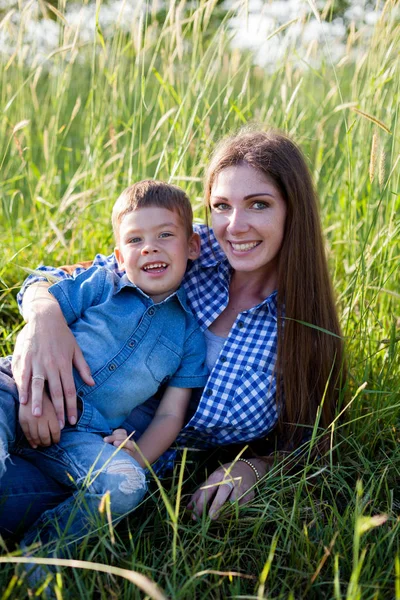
[18,225,279,466]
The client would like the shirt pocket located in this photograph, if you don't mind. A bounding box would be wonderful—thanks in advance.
[227,366,278,433]
[145,334,182,384]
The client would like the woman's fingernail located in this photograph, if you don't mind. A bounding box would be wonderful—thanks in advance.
[58,420,64,430]
[69,416,77,425]
[33,407,41,417]
[20,396,26,404]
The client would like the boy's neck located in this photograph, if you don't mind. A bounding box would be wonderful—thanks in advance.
[149,290,178,304]
[125,275,180,304]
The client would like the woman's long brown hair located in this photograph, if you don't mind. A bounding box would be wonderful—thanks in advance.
[204,129,346,450]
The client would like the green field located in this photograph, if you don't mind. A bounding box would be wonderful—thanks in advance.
[0,0,399,598]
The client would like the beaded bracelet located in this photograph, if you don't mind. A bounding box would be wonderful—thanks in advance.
[237,458,261,481]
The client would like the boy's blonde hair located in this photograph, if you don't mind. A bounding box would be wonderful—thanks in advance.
[112,180,193,242]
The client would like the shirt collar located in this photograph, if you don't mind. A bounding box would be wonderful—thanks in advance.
[241,290,278,321]
[265,290,278,320]
[115,274,192,314]
[196,227,226,268]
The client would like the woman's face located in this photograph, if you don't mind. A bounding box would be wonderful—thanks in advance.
[210,163,287,284]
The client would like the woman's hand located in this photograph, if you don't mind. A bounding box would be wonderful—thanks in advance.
[12,286,94,426]
[188,459,267,520]
[104,429,136,458]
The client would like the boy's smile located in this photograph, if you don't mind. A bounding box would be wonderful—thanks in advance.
[115,207,200,303]
[142,262,167,272]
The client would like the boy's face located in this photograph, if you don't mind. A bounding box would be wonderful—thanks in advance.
[115,206,200,303]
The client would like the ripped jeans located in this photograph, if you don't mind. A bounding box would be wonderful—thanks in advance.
[19,430,147,548]
[0,357,147,548]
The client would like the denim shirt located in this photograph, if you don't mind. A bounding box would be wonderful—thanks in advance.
[49,267,208,432]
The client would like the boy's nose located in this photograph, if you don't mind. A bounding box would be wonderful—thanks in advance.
[141,245,159,255]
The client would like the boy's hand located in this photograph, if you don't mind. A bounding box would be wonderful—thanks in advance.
[19,391,61,448]
[104,429,136,458]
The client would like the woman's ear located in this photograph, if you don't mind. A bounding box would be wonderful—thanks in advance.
[188,232,201,260]
[114,247,124,269]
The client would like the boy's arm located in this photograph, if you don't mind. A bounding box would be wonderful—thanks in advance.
[110,386,191,468]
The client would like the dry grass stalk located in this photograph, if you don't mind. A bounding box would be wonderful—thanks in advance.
[378,149,386,189]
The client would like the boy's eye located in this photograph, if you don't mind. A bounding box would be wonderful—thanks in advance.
[129,237,141,244]
[159,232,173,238]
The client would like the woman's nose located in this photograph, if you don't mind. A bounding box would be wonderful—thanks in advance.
[227,209,249,234]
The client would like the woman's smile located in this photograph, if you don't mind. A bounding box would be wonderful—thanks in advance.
[228,240,261,253]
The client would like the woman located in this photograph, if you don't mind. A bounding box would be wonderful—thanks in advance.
[1,128,345,535]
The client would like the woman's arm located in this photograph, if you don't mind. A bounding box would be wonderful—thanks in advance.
[13,254,118,424]
[13,282,94,426]
[187,457,271,519]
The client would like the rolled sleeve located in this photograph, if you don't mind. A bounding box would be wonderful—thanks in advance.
[16,253,121,315]
[17,266,72,314]
[169,327,208,389]
[48,267,109,325]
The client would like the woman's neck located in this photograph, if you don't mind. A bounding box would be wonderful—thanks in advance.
[208,268,277,337]
[229,269,277,307]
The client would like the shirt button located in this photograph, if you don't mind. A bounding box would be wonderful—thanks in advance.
[237,321,244,328]
[148,307,155,316]
[220,356,226,363]
[109,364,116,371]
[128,340,136,348]
[205,389,213,396]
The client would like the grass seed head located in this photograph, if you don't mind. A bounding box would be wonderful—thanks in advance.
[369,132,378,183]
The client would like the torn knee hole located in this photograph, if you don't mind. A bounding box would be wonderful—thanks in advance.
[103,459,146,495]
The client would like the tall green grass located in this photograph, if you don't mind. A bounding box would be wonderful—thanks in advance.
[0,0,399,597]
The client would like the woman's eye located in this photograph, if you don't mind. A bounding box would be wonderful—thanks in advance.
[252,201,269,210]
[212,203,230,211]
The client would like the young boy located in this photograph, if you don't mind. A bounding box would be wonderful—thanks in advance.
[0,180,208,542]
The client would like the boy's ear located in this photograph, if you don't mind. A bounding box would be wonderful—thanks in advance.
[188,232,201,260]
[114,247,124,269]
